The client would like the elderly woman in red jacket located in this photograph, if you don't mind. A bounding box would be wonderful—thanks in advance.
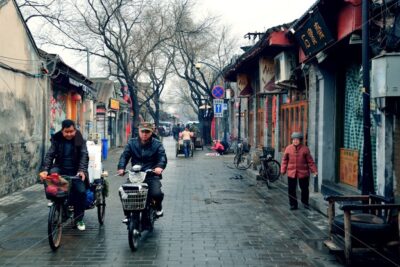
[281,132,318,210]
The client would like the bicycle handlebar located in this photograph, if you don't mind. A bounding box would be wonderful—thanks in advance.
[45,175,81,180]
[117,169,155,177]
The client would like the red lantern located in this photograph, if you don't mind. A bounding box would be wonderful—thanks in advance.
[71,93,82,101]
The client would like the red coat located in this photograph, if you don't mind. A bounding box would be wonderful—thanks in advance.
[281,144,317,179]
[212,142,224,151]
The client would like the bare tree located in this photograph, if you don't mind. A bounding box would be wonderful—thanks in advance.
[141,46,175,128]
[17,0,65,23]
[168,0,236,143]
[34,0,176,136]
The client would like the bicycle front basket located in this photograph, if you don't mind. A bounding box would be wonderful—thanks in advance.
[242,142,251,153]
[120,185,148,211]
[262,146,275,159]
[43,175,70,200]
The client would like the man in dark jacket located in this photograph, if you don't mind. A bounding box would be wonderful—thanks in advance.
[40,119,89,230]
[117,122,167,217]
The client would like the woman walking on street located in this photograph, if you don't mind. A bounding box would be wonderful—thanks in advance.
[281,132,318,210]
[179,126,193,158]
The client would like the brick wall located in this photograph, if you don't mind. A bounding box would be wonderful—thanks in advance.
[0,140,44,197]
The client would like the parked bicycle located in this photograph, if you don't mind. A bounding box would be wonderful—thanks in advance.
[43,174,107,250]
[234,140,252,170]
[257,147,281,188]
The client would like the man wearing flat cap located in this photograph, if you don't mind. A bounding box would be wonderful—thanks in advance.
[117,122,167,217]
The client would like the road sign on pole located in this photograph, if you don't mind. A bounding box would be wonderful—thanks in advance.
[212,85,225,99]
[213,99,224,118]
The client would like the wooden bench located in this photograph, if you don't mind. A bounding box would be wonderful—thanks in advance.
[324,194,400,265]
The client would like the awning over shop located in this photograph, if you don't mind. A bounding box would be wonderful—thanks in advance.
[223,23,294,82]
[92,78,115,104]
[239,84,253,97]
[39,49,97,100]
[265,78,275,92]
[258,77,287,96]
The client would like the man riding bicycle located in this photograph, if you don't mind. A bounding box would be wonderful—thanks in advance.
[117,122,167,217]
[40,119,89,231]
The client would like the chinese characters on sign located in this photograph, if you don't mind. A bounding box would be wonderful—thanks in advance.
[294,10,334,57]
[339,148,359,187]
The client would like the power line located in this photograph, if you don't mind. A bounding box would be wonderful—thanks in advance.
[0,61,43,78]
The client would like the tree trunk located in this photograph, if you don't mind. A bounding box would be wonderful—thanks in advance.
[154,93,160,128]
[128,82,140,138]
[198,111,212,145]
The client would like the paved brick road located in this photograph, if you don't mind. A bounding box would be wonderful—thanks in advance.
[0,136,376,266]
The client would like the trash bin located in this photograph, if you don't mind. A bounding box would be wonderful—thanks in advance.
[101,138,108,160]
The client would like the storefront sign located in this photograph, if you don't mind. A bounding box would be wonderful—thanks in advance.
[237,74,249,92]
[259,58,281,94]
[109,98,120,110]
[339,148,358,187]
[294,10,334,57]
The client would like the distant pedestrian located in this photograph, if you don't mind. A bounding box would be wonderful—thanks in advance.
[172,124,180,141]
[211,140,225,155]
[179,126,193,158]
[281,132,318,210]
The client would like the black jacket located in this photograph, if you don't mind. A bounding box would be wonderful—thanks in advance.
[42,130,89,178]
[117,137,167,175]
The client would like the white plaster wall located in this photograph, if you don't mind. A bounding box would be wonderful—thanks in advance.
[0,0,49,196]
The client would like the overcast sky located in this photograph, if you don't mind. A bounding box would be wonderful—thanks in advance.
[39,0,316,78]
[197,0,316,46]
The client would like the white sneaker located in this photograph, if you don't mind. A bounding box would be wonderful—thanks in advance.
[122,217,128,223]
[156,209,164,217]
[76,221,86,231]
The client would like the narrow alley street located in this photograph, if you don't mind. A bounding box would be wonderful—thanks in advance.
[0,137,393,267]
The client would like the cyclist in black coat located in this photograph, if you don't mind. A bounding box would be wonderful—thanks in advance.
[117,122,167,216]
[40,119,89,231]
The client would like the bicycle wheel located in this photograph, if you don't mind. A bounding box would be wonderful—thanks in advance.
[266,159,281,182]
[234,153,252,170]
[258,167,271,189]
[97,191,106,225]
[128,219,138,251]
[48,203,63,250]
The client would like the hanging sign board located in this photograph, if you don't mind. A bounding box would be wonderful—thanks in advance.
[293,10,334,57]
[109,98,120,110]
[339,148,358,187]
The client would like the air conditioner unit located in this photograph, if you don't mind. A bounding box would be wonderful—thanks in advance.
[371,53,400,98]
[274,51,295,84]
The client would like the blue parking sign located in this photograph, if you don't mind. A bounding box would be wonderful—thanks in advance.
[213,99,224,118]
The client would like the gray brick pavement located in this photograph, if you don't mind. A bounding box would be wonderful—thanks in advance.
[0,136,386,266]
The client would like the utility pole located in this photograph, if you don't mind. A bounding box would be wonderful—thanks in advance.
[87,48,90,78]
[361,0,374,195]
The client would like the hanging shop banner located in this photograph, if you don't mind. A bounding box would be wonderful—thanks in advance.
[339,148,358,187]
[259,57,282,94]
[294,10,334,57]
[109,98,120,110]
[237,73,249,92]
